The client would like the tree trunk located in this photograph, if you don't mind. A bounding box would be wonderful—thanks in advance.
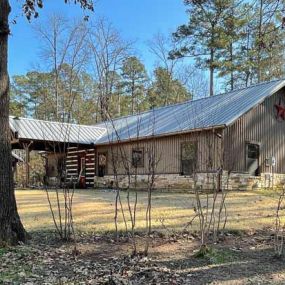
[0,0,27,245]
[209,48,214,96]
[230,42,234,91]
[257,0,263,83]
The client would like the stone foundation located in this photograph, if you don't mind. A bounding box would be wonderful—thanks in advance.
[226,172,285,191]
[94,172,285,191]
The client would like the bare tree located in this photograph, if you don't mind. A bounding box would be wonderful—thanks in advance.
[176,65,209,100]
[35,14,90,121]
[190,130,232,253]
[101,104,161,256]
[148,32,181,76]
[88,18,132,121]
[103,111,140,254]
[144,112,161,256]
[0,0,92,246]
[274,186,285,257]
[39,122,77,242]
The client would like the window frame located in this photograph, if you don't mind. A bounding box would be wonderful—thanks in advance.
[132,147,144,168]
[245,142,260,176]
[181,141,198,175]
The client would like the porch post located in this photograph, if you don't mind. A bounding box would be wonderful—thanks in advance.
[23,141,33,188]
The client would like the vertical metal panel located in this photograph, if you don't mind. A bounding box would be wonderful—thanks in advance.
[96,130,223,176]
[224,89,285,173]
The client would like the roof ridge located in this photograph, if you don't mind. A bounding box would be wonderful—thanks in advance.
[215,78,285,96]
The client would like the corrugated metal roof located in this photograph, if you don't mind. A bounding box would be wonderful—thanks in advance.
[10,79,285,146]
[96,79,285,144]
[9,117,106,145]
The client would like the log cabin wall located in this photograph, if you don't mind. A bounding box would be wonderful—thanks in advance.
[224,89,285,174]
[95,129,223,176]
[66,147,95,188]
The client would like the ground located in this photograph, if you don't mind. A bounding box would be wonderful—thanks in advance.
[1,189,285,284]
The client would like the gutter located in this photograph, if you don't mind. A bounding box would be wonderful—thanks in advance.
[94,124,227,146]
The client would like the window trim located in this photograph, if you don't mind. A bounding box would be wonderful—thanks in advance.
[97,152,108,177]
[181,141,198,175]
[132,147,144,168]
[245,142,260,176]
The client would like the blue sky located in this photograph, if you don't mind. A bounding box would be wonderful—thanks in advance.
[8,0,188,77]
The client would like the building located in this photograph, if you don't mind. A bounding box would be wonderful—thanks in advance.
[10,117,104,188]
[10,79,285,190]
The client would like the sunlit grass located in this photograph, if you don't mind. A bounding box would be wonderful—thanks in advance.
[15,188,283,234]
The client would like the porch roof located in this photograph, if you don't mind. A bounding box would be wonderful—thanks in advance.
[10,116,106,148]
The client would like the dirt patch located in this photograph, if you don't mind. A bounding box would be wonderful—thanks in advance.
[1,229,285,284]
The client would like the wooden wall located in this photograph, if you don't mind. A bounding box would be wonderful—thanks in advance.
[96,129,223,176]
[224,89,285,173]
[47,152,65,177]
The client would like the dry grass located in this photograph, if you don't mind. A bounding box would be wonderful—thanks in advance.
[15,188,281,234]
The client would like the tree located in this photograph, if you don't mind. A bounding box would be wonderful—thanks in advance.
[176,64,209,99]
[148,67,190,108]
[148,32,181,77]
[9,86,25,117]
[11,68,98,123]
[216,1,249,90]
[215,0,285,89]
[171,0,233,96]
[250,0,285,83]
[121,56,148,114]
[0,0,93,245]
[88,18,131,121]
[35,14,89,122]
[12,71,54,119]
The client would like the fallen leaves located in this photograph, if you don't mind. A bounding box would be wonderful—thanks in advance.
[1,229,285,285]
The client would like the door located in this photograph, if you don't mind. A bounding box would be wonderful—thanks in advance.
[98,153,107,177]
[246,143,260,176]
[78,156,86,188]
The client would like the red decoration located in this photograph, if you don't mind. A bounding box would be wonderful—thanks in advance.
[275,103,285,120]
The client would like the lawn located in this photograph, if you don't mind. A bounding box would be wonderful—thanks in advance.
[1,188,283,284]
[16,188,280,234]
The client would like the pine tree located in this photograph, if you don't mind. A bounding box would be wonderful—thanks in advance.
[232,0,285,87]
[171,0,233,96]
[148,67,190,108]
[121,56,148,114]
[217,0,249,90]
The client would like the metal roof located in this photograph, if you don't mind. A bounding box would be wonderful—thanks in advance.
[96,79,285,144]
[9,117,106,145]
[9,79,285,146]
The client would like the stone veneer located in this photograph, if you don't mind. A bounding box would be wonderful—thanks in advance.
[94,172,285,191]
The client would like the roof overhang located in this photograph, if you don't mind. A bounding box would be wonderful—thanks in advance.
[95,125,226,146]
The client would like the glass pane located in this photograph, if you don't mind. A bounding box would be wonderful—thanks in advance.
[181,142,197,175]
[132,148,144,167]
[182,142,197,160]
[247,144,259,159]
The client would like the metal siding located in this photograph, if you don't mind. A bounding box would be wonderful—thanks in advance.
[96,130,223,175]
[224,89,285,173]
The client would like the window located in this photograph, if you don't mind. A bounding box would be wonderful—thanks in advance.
[247,143,259,159]
[181,142,197,175]
[246,143,260,176]
[98,153,107,177]
[132,148,144,168]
